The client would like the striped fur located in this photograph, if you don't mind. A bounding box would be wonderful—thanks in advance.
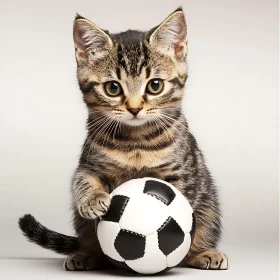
[19,7,228,271]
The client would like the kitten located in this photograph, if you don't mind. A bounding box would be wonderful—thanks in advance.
[19,7,228,271]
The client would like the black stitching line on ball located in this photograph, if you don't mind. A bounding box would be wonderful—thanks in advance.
[157,216,172,232]
[118,195,129,218]
[156,217,172,254]
[121,229,145,238]
[146,193,168,205]
[157,216,185,255]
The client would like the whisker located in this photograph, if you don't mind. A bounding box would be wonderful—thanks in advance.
[86,116,113,160]
[87,114,108,130]
[158,113,190,151]
[102,117,117,148]
[155,116,178,148]
[81,114,109,157]
[91,117,114,148]
[159,112,195,139]
[112,118,120,141]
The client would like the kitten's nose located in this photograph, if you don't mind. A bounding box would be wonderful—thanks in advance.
[127,107,142,116]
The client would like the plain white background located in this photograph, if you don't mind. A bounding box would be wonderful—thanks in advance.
[0,0,278,278]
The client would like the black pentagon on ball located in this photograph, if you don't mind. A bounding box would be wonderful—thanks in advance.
[158,216,184,256]
[190,213,196,244]
[143,179,175,205]
[103,195,129,223]
[114,230,146,260]
[106,256,137,274]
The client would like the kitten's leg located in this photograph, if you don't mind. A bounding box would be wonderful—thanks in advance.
[183,210,228,270]
[64,248,110,271]
[185,249,228,270]
[165,178,228,270]
[64,169,112,271]
[64,212,111,271]
[72,169,111,219]
[63,245,110,271]
[64,253,103,271]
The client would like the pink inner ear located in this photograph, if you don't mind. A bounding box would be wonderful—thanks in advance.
[174,39,187,59]
[78,50,88,59]
[74,24,88,51]
[177,27,187,44]
[150,11,187,59]
[174,44,183,59]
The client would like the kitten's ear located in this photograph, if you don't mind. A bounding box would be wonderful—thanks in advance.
[73,14,113,60]
[149,8,187,60]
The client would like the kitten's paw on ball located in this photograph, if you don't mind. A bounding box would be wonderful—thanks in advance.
[78,191,111,219]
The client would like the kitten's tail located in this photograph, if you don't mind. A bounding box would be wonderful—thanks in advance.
[18,214,79,255]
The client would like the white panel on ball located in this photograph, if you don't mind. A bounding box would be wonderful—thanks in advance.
[166,234,191,267]
[110,178,146,198]
[145,177,193,234]
[168,193,193,234]
[126,232,167,274]
[119,194,169,235]
[97,221,124,262]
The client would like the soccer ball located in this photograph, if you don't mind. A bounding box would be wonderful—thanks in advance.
[97,177,195,274]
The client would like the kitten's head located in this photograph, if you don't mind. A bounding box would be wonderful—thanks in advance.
[73,7,188,127]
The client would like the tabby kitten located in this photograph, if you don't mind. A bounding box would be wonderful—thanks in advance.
[19,7,228,271]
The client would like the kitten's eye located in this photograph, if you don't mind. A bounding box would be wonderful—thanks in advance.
[146,79,164,95]
[104,81,123,97]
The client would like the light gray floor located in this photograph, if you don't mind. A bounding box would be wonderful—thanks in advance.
[1,244,278,280]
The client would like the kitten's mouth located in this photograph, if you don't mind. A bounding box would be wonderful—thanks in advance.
[131,116,140,120]
[121,116,148,126]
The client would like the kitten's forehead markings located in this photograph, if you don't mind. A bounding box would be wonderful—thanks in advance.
[137,42,148,75]
[127,71,147,90]
[117,64,149,98]
[107,70,119,81]
[116,41,149,78]
[117,44,129,75]
[122,49,130,73]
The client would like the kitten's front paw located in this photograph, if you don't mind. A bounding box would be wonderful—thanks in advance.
[78,191,111,219]
[186,249,228,270]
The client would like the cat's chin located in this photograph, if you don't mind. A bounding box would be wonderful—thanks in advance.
[121,118,148,127]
